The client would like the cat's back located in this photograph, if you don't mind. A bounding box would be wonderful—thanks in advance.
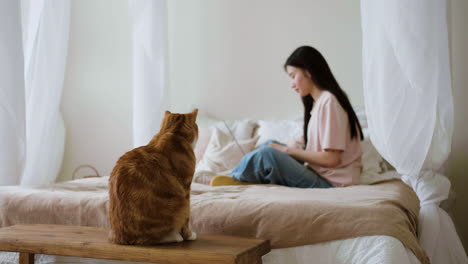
[109,145,170,185]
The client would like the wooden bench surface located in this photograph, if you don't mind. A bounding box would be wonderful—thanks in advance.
[0,224,270,264]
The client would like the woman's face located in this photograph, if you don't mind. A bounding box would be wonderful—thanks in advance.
[286,66,315,97]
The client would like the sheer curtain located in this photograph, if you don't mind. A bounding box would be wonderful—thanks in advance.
[361,0,467,263]
[129,0,168,148]
[0,1,26,186]
[0,0,70,186]
[20,0,71,185]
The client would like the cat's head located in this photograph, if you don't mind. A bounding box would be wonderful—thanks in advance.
[160,109,199,146]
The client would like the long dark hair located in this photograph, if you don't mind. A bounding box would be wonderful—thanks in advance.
[284,46,363,147]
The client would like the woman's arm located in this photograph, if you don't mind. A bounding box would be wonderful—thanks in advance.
[269,142,342,168]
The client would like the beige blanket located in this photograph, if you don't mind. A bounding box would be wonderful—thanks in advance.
[0,177,428,264]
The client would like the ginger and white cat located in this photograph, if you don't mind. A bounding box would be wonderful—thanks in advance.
[108,109,198,244]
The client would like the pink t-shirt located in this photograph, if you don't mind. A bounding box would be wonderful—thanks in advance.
[305,91,362,187]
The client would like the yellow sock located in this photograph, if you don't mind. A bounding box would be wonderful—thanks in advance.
[209,175,256,186]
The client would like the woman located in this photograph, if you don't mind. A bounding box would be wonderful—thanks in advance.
[211,46,363,188]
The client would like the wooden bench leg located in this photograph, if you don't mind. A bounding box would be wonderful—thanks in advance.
[19,252,34,264]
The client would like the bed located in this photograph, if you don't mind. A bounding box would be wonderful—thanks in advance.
[0,176,424,264]
[0,116,430,264]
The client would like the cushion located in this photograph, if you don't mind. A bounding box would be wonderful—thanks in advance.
[359,128,398,184]
[194,126,212,163]
[194,116,256,164]
[214,119,256,140]
[360,137,385,184]
[197,114,256,140]
[193,128,258,184]
[255,119,303,148]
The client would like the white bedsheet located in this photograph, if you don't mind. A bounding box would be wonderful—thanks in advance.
[265,235,420,264]
[0,235,420,264]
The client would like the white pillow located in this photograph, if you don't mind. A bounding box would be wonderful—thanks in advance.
[212,119,256,140]
[359,128,398,184]
[195,115,256,164]
[194,126,212,163]
[360,137,385,184]
[197,114,256,140]
[194,128,258,184]
[255,119,303,148]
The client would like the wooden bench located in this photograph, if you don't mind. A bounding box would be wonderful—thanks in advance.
[0,224,270,264]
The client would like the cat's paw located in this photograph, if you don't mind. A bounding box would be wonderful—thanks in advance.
[159,231,184,243]
[174,233,184,242]
[187,231,197,241]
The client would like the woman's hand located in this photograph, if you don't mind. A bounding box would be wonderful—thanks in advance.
[269,142,289,154]
[286,136,305,150]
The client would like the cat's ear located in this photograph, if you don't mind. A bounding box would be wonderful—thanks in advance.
[191,109,199,120]
[165,110,171,116]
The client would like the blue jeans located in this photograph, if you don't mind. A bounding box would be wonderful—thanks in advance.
[231,140,333,188]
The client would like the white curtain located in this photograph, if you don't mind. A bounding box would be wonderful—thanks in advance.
[361,1,468,263]
[129,0,168,147]
[20,0,70,185]
[0,1,26,186]
[0,0,70,186]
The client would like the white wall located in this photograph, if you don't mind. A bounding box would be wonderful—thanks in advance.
[167,0,363,119]
[57,0,132,181]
